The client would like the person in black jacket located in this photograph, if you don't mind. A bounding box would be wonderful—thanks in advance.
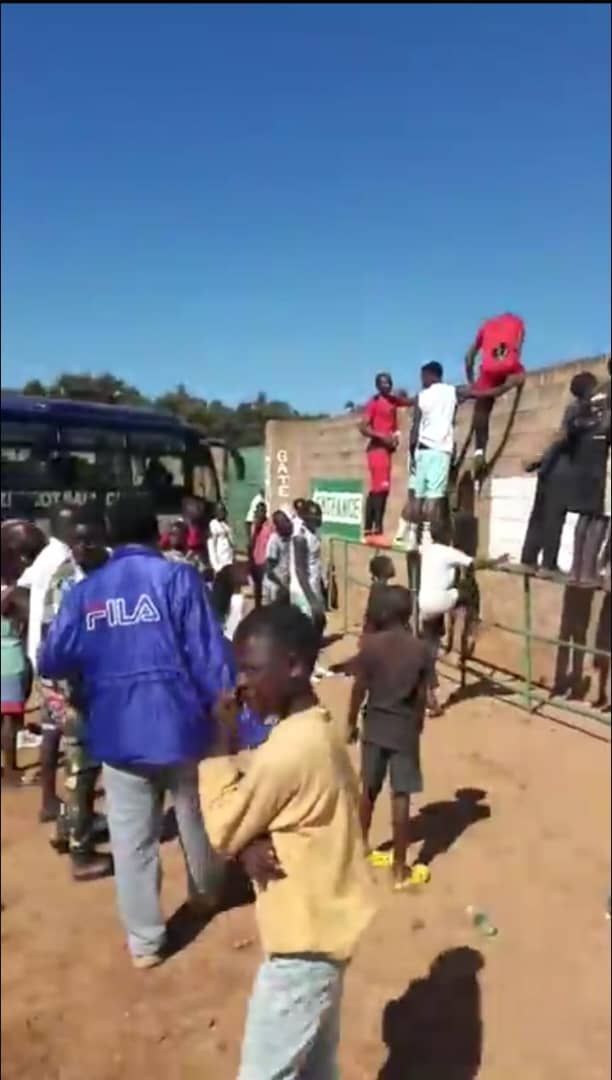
[520,372,599,574]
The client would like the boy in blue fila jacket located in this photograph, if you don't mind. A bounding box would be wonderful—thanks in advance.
[39,496,231,969]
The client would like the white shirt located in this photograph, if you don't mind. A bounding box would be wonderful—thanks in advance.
[17,537,72,668]
[290,527,324,616]
[224,592,245,641]
[417,383,457,454]
[245,494,267,524]
[419,542,472,610]
[207,519,234,573]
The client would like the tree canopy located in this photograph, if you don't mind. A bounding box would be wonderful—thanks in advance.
[16,373,325,447]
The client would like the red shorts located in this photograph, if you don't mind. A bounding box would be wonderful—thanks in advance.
[367,447,392,493]
[474,359,524,393]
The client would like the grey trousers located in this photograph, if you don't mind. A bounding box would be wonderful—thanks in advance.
[103,761,222,958]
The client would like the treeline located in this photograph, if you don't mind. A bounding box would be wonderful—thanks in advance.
[15,373,326,448]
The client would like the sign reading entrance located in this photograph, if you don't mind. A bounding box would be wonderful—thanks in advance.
[310,478,363,541]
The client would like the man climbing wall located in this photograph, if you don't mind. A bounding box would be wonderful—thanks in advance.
[464,312,526,473]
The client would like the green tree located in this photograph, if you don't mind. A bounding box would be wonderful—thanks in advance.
[16,372,326,447]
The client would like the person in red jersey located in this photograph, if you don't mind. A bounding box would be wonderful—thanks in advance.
[359,373,410,536]
[464,313,526,469]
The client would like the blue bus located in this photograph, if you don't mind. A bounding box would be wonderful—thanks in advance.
[1,392,242,523]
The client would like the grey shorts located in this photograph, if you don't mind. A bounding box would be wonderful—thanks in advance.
[361,740,422,798]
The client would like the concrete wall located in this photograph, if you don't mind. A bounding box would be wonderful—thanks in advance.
[265,355,610,693]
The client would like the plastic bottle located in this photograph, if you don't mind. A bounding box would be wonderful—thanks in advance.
[466,905,498,937]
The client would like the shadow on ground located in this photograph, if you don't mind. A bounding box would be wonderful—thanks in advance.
[378,946,484,1079]
[377,788,490,868]
[165,861,255,961]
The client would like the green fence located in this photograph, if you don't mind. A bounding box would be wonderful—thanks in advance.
[328,535,611,729]
[224,445,265,552]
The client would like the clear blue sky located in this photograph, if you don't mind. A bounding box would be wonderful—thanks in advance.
[2,3,610,412]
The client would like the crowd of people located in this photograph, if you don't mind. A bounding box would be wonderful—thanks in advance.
[360,320,610,588]
[1,341,610,1075]
[360,311,527,539]
[1,490,383,1076]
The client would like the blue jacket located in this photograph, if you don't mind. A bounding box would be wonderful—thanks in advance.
[38,546,231,767]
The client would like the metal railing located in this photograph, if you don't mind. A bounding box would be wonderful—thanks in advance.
[327,535,611,729]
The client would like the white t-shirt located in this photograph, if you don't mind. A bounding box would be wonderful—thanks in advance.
[207,519,234,573]
[263,532,291,601]
[417,383,457,454]
[17,537,72,668]
[224,592,245,641]
[245,494,267,524]
[419,543,473,619]
[290,527,324,617]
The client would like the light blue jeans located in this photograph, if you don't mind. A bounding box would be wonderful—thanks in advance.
[103,761,222,958]
[238,955,345,1080]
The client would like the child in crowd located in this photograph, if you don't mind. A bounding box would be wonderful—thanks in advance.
[161,518,190,563]
[364,554,396,631]
[199,604,376,1078]
[291,500,330,680]
[210,562,247,641]
[263,510,292,603]
[207,503,234,575]
[419,522,508,715]
[1,522,44,785]
[161,517,208,576]
[347,585,430,890]
[247,502,270,608]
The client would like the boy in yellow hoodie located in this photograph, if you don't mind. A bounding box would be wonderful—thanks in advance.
[199,603,376,1079]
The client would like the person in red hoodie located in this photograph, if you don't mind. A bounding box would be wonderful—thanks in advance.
[359,372,410,536]
[464,313,526,469]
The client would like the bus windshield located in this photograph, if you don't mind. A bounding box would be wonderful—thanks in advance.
[1,394,225,520]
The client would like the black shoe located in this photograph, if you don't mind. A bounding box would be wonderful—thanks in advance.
[70,850,114,883]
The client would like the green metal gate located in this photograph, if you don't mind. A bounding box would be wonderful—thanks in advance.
[225,445,265,551]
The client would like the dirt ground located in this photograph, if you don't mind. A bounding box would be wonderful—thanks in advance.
[2,647,610,1080]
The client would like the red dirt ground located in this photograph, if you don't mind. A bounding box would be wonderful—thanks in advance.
[2,657,610,1080]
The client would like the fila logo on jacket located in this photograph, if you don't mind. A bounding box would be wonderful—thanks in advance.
[85,594,161,631]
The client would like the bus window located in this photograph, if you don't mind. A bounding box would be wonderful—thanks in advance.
[128,432,186,493]
[1,421,58,490]
[59,426,130,489]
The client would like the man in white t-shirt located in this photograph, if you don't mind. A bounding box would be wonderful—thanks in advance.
[17,503,80,821]
[18,506,79,669]
[413,361,456,507]
[395,362,457,550]
[207,502,234,575]
[418,521,508,714]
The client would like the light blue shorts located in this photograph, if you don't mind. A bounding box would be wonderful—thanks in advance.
[238,954,345,1079]
[413,447,452,499]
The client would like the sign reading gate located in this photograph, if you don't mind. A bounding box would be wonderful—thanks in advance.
[310,478,363,541]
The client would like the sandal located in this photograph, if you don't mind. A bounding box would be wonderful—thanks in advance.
[367,848,394,869]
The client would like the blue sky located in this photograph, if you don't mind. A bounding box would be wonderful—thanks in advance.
[2,3,610,412]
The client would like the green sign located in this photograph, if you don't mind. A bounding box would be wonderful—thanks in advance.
[310,477,364,541]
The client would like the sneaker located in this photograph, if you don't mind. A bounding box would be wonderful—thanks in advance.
[132,953,163,971]
[70,851,114,883]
